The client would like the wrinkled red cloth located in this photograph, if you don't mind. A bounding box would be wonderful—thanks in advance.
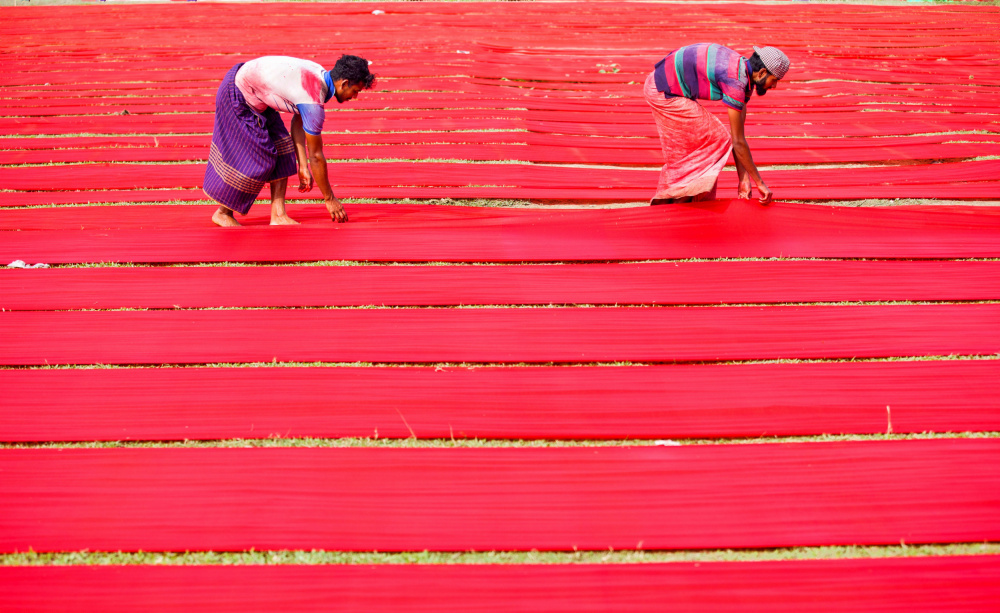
[644,72,732,202]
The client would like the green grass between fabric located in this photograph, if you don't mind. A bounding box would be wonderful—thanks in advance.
[3,543,997,567]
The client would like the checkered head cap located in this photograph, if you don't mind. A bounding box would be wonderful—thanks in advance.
[752,46,790,80]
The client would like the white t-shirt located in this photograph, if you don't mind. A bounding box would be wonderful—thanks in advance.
[234,56,330,135]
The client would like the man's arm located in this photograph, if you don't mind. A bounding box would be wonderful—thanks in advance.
[290,115,314,193]
[727,106,773,204]
[304,131,348,223]
[733,144,752,200]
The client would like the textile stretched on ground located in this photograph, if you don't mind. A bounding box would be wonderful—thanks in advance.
[203,63,297,215]
[644,72,732,202]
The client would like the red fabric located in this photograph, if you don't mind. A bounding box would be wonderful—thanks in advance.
[0,114,522,137]
[3,97,996,119]
[6,138,999,167]
[2,201,999,263]
[2,4,999,588]
[2,161,997,201]
[643,72,731,202]
[3,261,998,309]
[2,557,999,612]
[2,305,998,366]
[2,361,996,442]
[3,110,995,138]
[3,3,999,203]
[2,440,998,552]
[1,199,996,231]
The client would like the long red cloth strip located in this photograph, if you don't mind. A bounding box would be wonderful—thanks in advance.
[2,440,998,552]
[0,201,571,228]
[3,57,996,85]
[5,177,999,204]
[3,201,998,262]
[3,81,988,103]
[3,200,999,231]
[2,162,996,201]
[5,183,998,203]
[3,112,993,138]
[5,138,997,166]
[3,99,994,118]
[2,361,996,442]
[2,557,999,612]
[2,305,997,366]
[0,132,531,151]
[3,161,995,191]
[3,80,992,101]
[8,200,999,232]
[2,110,996,138]
[3,50,995,83]
[3,262,999,310]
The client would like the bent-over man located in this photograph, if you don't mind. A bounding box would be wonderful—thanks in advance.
[644,44,789,205]
[204,54,375,226]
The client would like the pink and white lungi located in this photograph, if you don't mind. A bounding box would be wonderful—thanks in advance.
[643,72,732,203]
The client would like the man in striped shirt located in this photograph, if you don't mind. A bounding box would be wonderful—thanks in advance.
[643,44,789,205]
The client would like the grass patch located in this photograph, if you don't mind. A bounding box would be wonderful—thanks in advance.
[2,542,997,567]
[3,431,999,450]
[34,299,1000,313]
[5,353,997,371]
[44,256,1000,269]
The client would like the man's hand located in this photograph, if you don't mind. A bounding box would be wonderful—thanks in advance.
[297,166,313,193]
[325,197,348,223]
[738,174,753,200]
[757,183,774,205]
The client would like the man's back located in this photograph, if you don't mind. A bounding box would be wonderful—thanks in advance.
[235,56,328,115]
[653,43,751,111]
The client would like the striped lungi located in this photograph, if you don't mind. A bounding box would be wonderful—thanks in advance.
[203,63,298,215]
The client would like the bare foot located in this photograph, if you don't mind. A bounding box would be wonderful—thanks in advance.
[270,214,300,226]
[650,197,674,206]
[212,207,241,227]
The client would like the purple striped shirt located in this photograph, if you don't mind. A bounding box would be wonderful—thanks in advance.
[654,43,752,111]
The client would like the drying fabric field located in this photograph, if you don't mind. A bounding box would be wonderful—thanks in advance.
[1,0,999,610]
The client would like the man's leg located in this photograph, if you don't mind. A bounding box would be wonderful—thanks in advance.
[269,177,299,225]
[690,181,719,202]
[212,205,241,227]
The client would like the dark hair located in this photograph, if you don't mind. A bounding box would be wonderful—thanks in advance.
[748,52,768,75]
[331,54,376,89]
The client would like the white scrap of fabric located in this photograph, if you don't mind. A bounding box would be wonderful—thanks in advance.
[7,260,50,269]
[457,50,471,54]
[654,440,682,446]
[372,9,385,15]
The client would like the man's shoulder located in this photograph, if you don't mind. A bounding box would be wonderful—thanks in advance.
[690,42,738,54]
[711,43,739,54]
